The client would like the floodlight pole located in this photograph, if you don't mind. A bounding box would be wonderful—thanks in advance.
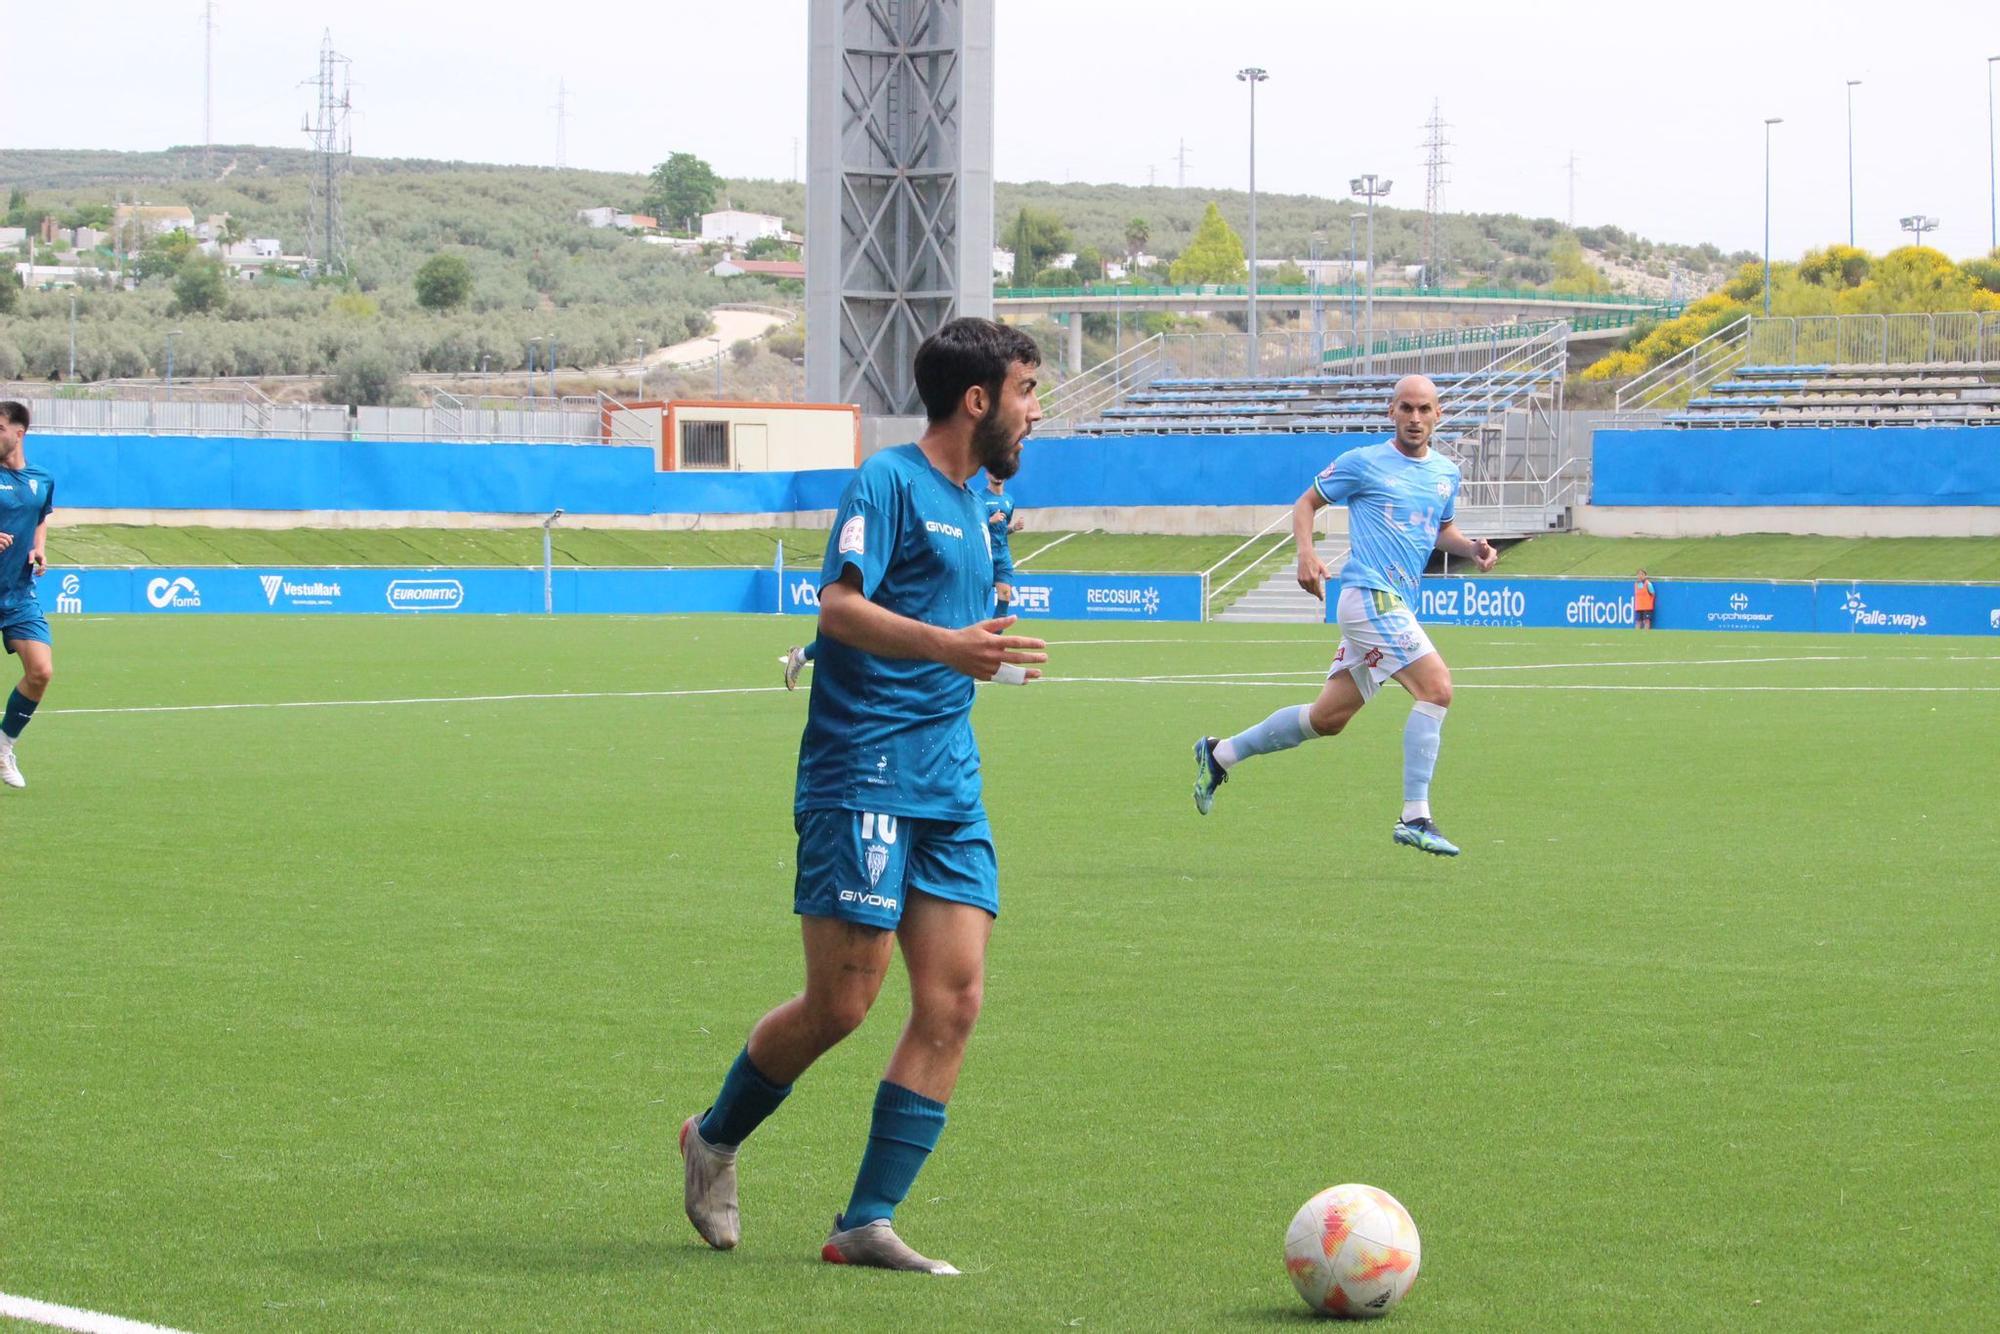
[165,328,183,400]
[1988,56,1999,252]
[541,507,564,614]
[1846,81,1861,248]
[1350,175,1392,372]
[1763,118,1783,317]
[1347,212,1363,335]
[709,337,724,397]
[1237,67,1267,373]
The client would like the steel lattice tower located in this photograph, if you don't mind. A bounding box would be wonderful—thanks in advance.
[806,0,994,415]
[1422,99,1450,288]
[302,31,352,278]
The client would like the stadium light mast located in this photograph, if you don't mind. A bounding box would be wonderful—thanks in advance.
[1988,56,1998,252]
[1237,67,1268,373]
[1899,214,1940,243]
[1846,81,1861,248]
[165,328,184,400]
[1351,175,1392,373]
[1763,117,1782,318]
[1347,211,1364,336]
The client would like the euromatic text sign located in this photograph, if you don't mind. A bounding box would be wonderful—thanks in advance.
[1331,576,2000,637]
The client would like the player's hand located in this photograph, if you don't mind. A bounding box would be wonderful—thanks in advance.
[0,532,12,552]
[1296,554,1330,601]
[1473,540,1498,573]
[994,581,1014,602]
[946,615,1047,682]
[1009,516,1025,533]
[28,550,46,577]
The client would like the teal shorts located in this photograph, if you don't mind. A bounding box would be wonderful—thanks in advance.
[2,603,50,652]
[793,807,999,929]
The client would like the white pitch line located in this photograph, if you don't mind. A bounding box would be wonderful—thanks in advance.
[1038,675,2000,694]
[49,684,787,718]
[0,1292,192,1334]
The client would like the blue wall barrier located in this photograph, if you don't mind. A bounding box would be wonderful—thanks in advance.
[1327,576,2000,636]
[48,566,1208,622]
[33,436,855,516]
[1592,426,2000,506]
[34,432,1370,514]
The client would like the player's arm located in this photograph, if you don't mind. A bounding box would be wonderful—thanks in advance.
[29,518,48,574]
[1435,521,1497,572]
[1008,512,1025,534]
[1293,486,1331,600]
[818,570,1046,682]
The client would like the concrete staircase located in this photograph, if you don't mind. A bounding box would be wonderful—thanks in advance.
[1214,540,1347,623]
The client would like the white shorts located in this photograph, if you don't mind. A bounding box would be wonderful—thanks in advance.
[1328,586,1437,701]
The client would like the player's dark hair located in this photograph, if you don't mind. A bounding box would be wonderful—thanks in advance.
[0,401,28,429]
[913,318,1041,425]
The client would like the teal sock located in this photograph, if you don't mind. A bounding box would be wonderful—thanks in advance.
[2,688,36,739]
[697,1047,793,1150]
[840,1081,947,1229]
[803,640,817,662]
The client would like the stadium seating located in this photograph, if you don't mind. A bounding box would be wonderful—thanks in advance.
[1664,363,2000,427]
[1071,370,1560,436]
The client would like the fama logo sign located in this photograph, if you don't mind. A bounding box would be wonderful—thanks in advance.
[144,576,202,609]
[260,574,343,607]
[386,579,465,612]
[54,573,84,615]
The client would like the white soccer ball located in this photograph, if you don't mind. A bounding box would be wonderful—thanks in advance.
[1283,1183,1422,1318]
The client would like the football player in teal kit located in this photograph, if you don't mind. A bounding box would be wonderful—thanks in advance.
[684,319,1047,1274]
[0,401,55,791]
[1192,375,1498,854]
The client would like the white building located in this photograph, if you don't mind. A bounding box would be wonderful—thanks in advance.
[992,247,1016,278]
[700,209,784,248]
[577,206,620,228]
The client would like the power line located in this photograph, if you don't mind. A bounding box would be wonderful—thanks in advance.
[1566,149,1580,230]
[1176,138,1191,189]
[1422,98,1451,287]
[301,30,352,277]
[202,2,219,171]
[553,78,569,169]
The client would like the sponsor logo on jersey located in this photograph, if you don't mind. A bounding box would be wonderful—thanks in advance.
[924,519,964,540]
[838,515,866,555]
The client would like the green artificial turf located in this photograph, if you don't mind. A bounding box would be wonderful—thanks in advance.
[3,617,1996,1330]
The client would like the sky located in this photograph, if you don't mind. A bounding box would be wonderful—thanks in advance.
[6,1,1999,262]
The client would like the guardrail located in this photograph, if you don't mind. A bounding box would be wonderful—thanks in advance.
[996,282,1673,307]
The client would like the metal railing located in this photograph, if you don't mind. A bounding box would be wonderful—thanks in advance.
[1611,314,1752,418]
[1038,334,1168,431]
[996,281,1672,308]
[1743,311,2000,367]
[0,382,648,445]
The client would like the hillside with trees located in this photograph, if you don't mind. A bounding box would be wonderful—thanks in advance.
[0,144,1773,400]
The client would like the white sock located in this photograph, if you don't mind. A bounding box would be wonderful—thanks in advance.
[1401,799,1430,822]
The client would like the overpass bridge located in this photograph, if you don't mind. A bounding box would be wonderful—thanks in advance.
[994,283,1676,372]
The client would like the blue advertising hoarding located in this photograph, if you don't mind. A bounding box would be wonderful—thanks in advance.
[779,568,1204,622]
[1330,575,1999,637]
[50,566,1207,623]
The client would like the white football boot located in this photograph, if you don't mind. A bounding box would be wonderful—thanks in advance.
[0,735,23,789]
[680,1115,741,1249]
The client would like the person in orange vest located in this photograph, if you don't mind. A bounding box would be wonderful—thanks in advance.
[1633,569,1656,630]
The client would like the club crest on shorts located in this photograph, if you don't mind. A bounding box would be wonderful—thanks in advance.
[865,842,889,888]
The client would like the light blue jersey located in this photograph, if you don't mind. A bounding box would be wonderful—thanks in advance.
[0,464,55,614]
[1312,440,1461,604]
[980,488,1016,581]
[797,444,995,822]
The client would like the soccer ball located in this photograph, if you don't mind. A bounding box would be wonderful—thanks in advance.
[1283,1183,1421,1318]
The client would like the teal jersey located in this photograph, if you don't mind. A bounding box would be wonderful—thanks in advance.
[797,444,996,821]
[981,489,1016,579]
[0,463,54,613]
[1312,440,1460,604]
